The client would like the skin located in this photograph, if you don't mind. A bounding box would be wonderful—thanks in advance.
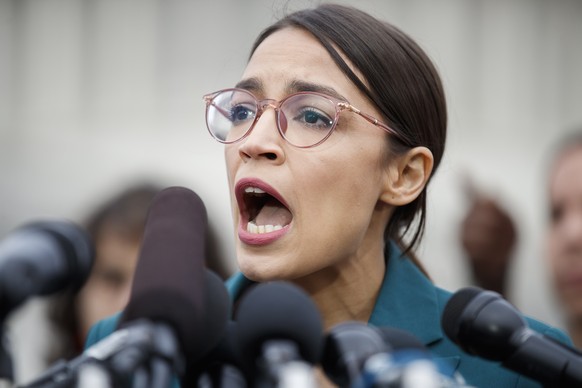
[75,225,140,340]
[224,27,433,330]
[546,145,582,348]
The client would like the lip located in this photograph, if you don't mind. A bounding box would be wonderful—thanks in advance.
[234,177,292,246]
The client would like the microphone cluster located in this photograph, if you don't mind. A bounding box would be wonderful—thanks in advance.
[3,187,582,388]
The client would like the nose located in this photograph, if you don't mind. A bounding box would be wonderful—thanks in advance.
[237,106,286,163]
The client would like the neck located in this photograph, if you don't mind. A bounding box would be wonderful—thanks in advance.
[292,244,386,331]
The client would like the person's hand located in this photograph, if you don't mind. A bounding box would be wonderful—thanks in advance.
[460,183,517,297]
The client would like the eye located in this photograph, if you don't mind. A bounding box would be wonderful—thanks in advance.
[230,104,256,124]
[294,107,334,130]
[550,202,564,225]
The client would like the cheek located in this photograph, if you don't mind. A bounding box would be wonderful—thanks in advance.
[225,146,238,176]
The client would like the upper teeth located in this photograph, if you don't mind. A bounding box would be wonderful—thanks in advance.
[244,187,266,194]
[247,221,284,234]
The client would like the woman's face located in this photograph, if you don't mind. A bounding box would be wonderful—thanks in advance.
[225,27,395,282]
[546,146,582,320]
[75,227,139,340]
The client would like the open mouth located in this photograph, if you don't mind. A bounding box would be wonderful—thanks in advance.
[239,185,293,235]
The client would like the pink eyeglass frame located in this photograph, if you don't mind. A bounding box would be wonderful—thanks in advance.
[203,87,413,148]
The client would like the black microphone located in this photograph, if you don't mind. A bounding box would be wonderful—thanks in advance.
[442,286,582,387]
[192,320,247,388]
[321,321,390,387]
[21,187,230,388]
[21,268,230,388]
[234,281,323,388]
[116,186,229,384]
[0,220,94,382]
[361,327,465,388]
[0,220,94,321]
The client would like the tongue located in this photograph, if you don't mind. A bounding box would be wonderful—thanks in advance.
[254,198,292,226]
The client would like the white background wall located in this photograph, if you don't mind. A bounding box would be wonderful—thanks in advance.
[1,0,582,382]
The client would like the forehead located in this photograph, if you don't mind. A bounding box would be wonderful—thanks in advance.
[242,27,367,101]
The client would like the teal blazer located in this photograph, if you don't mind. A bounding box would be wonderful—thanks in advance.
[86,242,573,387]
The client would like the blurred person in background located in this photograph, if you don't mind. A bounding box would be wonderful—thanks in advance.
[459,179,518,298]
[459,128,582,348]
[45,181,232,366]
[45,182,162,364]
[546,129,582,348]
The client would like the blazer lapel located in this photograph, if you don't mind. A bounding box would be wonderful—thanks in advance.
[368,241,443,346]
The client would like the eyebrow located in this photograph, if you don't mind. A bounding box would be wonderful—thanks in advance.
[234,77,347,102]
[235,77,263,94]
[288,80,347,101]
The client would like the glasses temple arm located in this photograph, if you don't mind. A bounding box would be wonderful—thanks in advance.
[345,104,414,147]
[204,98,233,121]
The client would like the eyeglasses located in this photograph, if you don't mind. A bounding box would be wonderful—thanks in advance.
[203,88,412,148]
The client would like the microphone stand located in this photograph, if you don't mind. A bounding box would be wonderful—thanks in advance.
[20,320,184,388]
[256,340,316,388]
[0,325,13,386]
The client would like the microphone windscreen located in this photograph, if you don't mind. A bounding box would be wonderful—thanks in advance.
[235,281,323,366]
[33,220,95,292]
[440,286,482,342]
[119,187,208,361]
[0,219,94,319]
[441,286,526,360]
[198,269,230,358]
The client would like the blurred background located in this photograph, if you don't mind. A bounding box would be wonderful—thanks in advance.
[1,0,582,382]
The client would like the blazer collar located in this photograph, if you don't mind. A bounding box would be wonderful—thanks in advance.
[226,241,444,347]
[369,241,443,346]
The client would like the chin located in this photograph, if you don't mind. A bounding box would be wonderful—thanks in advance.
[237,256,288,282]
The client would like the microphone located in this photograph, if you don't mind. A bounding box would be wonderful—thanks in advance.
[21,269,229,388]
[442,286,582,387]
[321,321,390,387]
[21,186,230,387]
[360,327,466,388]
[234,281,323,388]
[119,186,227,360]
[116,186,229,385]
[322,323,466,388]
[0,220,94,321]
[192,320,248,388]
[0,220,94,382]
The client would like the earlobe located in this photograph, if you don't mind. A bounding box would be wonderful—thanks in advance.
[380,147,434,206]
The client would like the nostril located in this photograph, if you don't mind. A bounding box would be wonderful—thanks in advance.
[264,152,277,160]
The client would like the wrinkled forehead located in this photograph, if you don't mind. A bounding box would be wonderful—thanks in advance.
[243,26,371,101]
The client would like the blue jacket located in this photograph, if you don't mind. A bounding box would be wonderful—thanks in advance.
[86,242,573,387]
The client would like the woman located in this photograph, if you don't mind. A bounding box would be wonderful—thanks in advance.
[86,4,571,387]
[546,130,582,348]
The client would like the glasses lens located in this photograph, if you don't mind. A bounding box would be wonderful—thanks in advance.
[280,94,337,147]
[206,89,257,143]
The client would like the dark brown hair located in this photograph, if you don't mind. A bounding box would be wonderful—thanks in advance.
[249,4,447,258]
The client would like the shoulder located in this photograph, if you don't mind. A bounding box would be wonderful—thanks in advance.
[84,312,122,349]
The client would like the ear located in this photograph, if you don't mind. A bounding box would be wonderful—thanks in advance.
[380,146,434,206]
